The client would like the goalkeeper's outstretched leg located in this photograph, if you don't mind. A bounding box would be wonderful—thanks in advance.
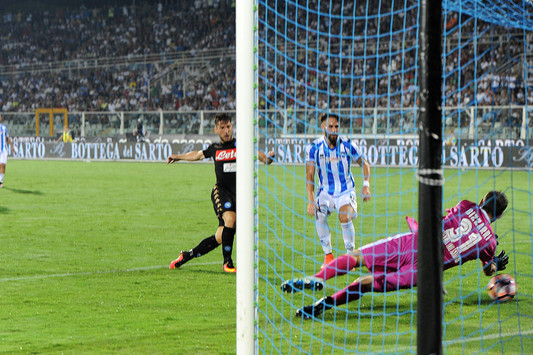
[284,191,509,319]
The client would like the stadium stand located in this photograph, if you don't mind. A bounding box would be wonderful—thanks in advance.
[0,0,530,138]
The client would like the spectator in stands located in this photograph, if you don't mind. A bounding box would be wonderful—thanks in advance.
[0,0,527,121]
[135,118,146,142]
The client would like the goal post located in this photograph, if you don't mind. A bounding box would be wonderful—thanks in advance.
[417,0,443,353]
[235,0,255,353]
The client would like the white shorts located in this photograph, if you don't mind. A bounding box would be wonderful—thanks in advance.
[315,189,358,217]
[0,151,7,165]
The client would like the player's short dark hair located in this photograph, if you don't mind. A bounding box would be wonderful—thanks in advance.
[319,112,340,124]
[214,112,232,126]
[481,190,508,220]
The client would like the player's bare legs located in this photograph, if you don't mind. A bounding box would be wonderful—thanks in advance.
[338,204,355,223]
[338,203,356,254]
[214,225,224,243]
[0,164,5,187]
[222,211,236,228]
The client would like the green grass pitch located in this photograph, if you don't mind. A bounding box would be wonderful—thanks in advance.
[256,163,532,354]
[0,160,531,354]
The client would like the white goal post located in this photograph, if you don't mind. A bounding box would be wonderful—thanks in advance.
[235,0,255,353]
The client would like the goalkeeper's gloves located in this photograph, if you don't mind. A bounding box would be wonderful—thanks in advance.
[493,250,509,271]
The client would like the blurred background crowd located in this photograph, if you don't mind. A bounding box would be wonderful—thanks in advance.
[0,0,530,137]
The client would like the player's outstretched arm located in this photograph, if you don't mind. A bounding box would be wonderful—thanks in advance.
[258,150,275,165]
[306,161,317,216]
[357,157,372,202]
[8,137,15,152]
[167,150,205,164]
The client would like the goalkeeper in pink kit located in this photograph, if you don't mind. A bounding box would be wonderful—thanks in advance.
[281,190,509,319]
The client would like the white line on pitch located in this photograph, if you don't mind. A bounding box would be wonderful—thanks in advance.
[444,328,533,346]
[376,328,533,354]
[0,261,221,282]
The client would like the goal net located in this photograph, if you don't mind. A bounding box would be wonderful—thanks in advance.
[254,0,532,353]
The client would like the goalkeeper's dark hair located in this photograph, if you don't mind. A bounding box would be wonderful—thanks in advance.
[319,112,340,124]
[214,112,232,126]
[481,190,508,221]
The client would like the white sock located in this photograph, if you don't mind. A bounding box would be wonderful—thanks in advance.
[0,174,4,183]
[341,221,356,253]
[316,211,332,254]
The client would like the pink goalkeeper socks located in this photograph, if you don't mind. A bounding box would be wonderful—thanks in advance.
[315,254,357,280]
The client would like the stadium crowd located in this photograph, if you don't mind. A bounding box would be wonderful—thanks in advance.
[0,0,530,136]
[0,0,235,113]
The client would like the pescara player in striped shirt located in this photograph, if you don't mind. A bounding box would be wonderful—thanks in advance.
[306,113,371,268]
[281,190,509,319]
[0,113,15,188]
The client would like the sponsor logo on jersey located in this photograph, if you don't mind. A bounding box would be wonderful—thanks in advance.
[223,162,236,172]
[216,148,237,161]
[319,154,341,163]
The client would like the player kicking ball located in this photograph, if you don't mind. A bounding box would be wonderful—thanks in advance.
[167,113,274,273]
[281,191,509,319]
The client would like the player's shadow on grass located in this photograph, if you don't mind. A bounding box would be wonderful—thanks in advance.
[4,187,44,195]
[189,268,229,276]
[170,265,229,275]
[0,206,9,214]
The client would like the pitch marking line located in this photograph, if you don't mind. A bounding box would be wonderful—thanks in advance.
[444,328,533,345]
[3,263,531,349]
[0,261,220,282]
[374,328,533,353]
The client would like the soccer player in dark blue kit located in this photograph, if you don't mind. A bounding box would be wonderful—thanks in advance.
[167,112,274,272]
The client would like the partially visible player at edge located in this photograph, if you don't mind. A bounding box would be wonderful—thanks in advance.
[167,112,274,273]
[281,190,509,319]
[0,113,15,188]
[307,112,372,268]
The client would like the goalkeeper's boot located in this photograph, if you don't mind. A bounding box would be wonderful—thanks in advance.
[223,260,237,273]
[169,250,192,269]
[296,296,334,319]
[321,253,335,270]
[280,276,324,293]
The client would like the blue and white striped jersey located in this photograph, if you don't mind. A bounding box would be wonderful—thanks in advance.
[306,136,363,196]
[0,124,9,153]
